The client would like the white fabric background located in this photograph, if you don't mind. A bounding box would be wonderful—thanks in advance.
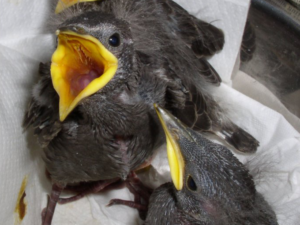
[0,0,299,224]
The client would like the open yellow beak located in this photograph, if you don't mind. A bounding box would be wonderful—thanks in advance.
[154,104,185,190]
[51,30,118,121]
[55,0,100,14]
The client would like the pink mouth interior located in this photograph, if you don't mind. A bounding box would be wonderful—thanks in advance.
[69,68,103,97]
[65,39,105,98]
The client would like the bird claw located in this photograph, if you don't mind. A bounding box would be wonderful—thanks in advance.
[107,172,153,220]
[107,198,147,211]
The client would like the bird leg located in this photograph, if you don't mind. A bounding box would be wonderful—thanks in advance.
[108,172,153,220]
[58,178,120,204]
[41,178,122,224]
[42,183,64,225]
[107,181,149,211]
[127,171,153,201]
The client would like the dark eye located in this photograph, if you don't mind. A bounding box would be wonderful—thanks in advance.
[109,33,120,47]
[187,175,197,191]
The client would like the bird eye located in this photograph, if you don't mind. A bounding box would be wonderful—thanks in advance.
[187,175,197,191]
[108,33,120,47]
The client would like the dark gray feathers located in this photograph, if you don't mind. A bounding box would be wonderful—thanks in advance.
[145,116,277,225]
[24,0,258,185]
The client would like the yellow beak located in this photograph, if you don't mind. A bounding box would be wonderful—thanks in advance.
[51,30,118,121]
[55,0,100,14]
[154,104,185,190]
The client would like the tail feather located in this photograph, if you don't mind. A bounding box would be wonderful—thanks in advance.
[172,83,259,153]
[220,124,259,153]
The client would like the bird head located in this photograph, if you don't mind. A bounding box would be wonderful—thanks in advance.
[155,105,256,223]
[51,11,134,121]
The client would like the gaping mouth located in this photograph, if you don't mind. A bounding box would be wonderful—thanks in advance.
[51,30,118,121]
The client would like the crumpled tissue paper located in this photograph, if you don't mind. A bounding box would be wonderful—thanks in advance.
[0,0,299,225]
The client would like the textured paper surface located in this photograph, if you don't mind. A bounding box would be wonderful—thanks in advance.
[0,0,299,224]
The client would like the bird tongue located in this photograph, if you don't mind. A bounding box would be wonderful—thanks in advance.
[70,70,98,96]
[68,67,103,97]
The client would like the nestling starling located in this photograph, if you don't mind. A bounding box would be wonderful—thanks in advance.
[143,105,277,225]
[23,0,259,224]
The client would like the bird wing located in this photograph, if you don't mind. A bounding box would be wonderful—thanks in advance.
[148,0,259,153]
[23,63,61,148]
[156,45,259,153]
[161,0,225,58]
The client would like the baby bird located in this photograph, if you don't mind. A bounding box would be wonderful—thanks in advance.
[144,105,277,225]
[24,0,258,224]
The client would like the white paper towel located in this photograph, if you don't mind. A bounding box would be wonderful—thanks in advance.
[0,0,299,225]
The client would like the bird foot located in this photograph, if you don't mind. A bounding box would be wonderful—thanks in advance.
[108,172,153,220]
